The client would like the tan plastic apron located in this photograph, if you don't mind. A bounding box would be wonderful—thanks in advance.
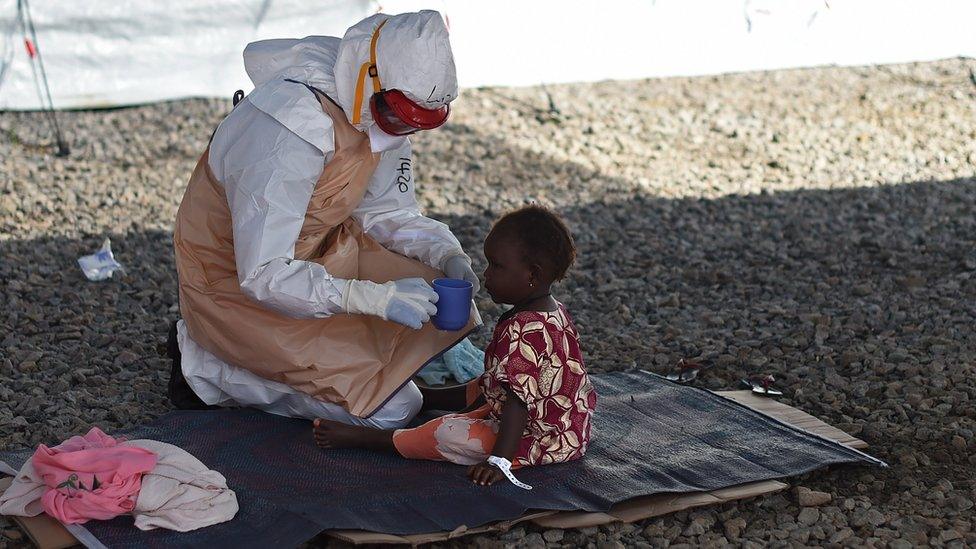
[173,89,476,418]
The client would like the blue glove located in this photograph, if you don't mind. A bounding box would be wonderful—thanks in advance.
[443,255,481,294]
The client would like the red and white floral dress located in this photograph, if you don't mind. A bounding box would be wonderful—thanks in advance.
[393,303,597,468]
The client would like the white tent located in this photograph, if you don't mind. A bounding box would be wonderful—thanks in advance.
[1,0,974,110]
[0,0,373,109]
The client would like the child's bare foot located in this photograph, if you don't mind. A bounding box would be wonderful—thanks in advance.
[313,419,396,452]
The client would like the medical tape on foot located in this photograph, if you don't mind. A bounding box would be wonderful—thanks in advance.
[486,456,533,490]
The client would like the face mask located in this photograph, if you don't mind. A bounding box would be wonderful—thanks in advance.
[352,19,450,135]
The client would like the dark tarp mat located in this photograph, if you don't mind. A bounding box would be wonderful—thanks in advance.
[0,371,884,548]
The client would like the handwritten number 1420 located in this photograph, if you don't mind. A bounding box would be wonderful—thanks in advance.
[396,157,411,193]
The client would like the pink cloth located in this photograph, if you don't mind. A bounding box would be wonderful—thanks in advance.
[30,427,157,524]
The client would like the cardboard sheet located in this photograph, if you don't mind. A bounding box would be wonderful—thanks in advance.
[1,388,870,548]
[327,389,867,545]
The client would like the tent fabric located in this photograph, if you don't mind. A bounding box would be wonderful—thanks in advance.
[0,371,882,548]
[0,0,372,109]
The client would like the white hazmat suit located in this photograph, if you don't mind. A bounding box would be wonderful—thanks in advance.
[174,11,480,429]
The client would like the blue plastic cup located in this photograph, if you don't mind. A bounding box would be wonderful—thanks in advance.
[432,278,472,331]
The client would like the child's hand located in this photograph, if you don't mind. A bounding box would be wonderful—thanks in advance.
[467,461,505,486]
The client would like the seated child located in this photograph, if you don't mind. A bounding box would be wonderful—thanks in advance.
[313,205,596,487]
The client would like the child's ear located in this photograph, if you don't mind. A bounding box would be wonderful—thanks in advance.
[528,263,545,287]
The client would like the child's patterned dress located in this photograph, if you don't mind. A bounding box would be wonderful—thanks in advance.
[393,303,596,467]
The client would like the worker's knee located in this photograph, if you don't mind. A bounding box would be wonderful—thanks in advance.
[366,382,423,430]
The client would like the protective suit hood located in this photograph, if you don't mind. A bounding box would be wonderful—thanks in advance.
[240,11,456,147]
[240,36,341,154]
[243,36,340,99]
[334,10,458,130]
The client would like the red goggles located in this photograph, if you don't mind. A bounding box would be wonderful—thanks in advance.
[370,89,450,136]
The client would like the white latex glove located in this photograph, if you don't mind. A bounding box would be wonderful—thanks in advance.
[342,278,439,329]
[442,255,481,294]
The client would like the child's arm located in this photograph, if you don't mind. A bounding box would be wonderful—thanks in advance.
[468,387,528,486]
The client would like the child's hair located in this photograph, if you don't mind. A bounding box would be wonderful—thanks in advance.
[489,205,577,281]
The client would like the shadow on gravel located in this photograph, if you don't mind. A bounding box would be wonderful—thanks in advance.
[2,175,973,419]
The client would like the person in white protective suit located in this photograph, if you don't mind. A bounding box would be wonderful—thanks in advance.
[167,11,482,430]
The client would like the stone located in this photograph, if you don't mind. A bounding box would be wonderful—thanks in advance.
[830,528,854,544]
[543,530,564,543]
[864,509,886,527]
[798,508,820,526]
[683,521,706,537]
[498,527,525,541]
[642,524,663,539]
[950,497,974,512]
[790,527,811,544]
[723,517,747,540]
[522,532,545,548]
[796,487,832,507]
[939,529,963,543]
[899,454,919,467]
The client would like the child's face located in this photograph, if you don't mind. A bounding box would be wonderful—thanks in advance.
[482,232,534,305]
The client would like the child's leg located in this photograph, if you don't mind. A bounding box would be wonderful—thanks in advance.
[392,405,498,465]
[313,403,498,466]
[418,378,483,412]
[313,419,396,452]
[464,379,482,406]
